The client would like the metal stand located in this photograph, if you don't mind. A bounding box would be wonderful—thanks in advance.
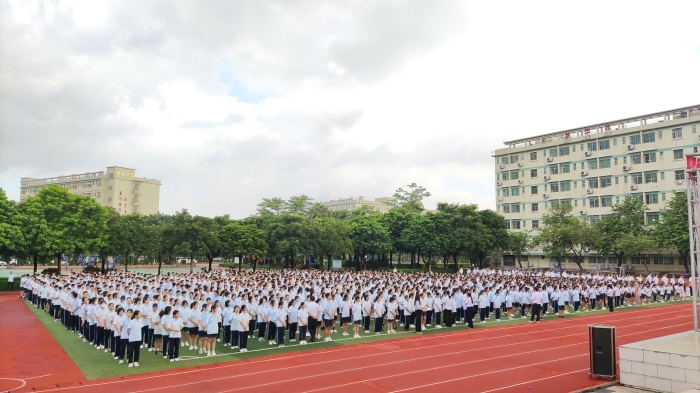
[686,155,700,332]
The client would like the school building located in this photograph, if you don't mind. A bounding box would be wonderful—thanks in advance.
[20,166,161,215]
[494,105,700,272]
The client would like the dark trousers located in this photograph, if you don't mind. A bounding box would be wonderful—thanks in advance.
[494,308,501,320]
[223,325,231,344]
[479,307,488,322]
[276,326,285,345]
[169,337,180,359]
[415,311,423,332]
[96,327,104,346]
[146,328,154,348]
[607,296,614,312]
[289,322,297,340]
[299,325,307,340]
[363,316,370,332]
[443,310,452,327]
[162,335,169,357]
[118,338,128,360]
[110,331,116,352]
[128,341,141,363]
[404,313,413,331]
[231,330,239,347]
[574,301,580,312]
[425,310,433,325]
[308,318,317,341]
[249,320,255,338]
[267,322,275,341]
[374,316,383,333]
[6,282,13,290]
[434,310,441,326]
[258,321,267,338]
[542,302,549,315]
[239,332,248,349]
[531,304,542,322]
[465,307,474,328]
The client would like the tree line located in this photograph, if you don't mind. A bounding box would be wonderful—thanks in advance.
[0,183,689,274]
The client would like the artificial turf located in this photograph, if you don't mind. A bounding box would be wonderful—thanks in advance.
[25,299,692,380]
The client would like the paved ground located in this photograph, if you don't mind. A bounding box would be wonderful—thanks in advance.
[596,385,700,393]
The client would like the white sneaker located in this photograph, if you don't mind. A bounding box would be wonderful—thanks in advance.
[217,339,221,342]
[181,342,186,346]
[354,334,360,338]
[426,324,431,327]
[410,324,415,328]
[316,334,321,340]
[324,337,330,342]
[223,343,228,347]
[207,351,212,357]
[364,330,370,334]
[435,325,442,328]
[163,355,168,359]
[342,332,349,336]
[496,319,501,322]
[134,362,139,367]
[189,346,193,350]
[199,348,204,354]
[194,345,198,350]
[332,329,337,333]
[212,351,216,356]
[278,344,285,348]
[422,325,426,330]
[290,339,296,342]
[175,358,180,361]
[114,356,118,360]
[306,332,310,336]
[170,359,174,362]
[119,360,123,364]
[105,349,109,353]
[128,363,133,368]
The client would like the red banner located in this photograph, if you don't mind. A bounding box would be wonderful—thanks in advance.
[688,156,700,170]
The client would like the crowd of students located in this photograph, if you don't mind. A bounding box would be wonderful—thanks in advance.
[19,268,692,368]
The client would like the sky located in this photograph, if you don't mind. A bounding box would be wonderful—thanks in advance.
[1,0,699,219]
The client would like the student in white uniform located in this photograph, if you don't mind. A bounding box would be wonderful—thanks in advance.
[229,306,241,349]
[352,296,362,338]
[238,305,250,352]
[127,310,142,368]
[167,310,183,362]
[276,302,287,347]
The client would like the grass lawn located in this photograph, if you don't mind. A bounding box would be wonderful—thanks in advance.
[26,299,691,380]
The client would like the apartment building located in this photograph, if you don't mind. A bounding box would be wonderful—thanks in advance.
[321,196,394,213]
[494,105,700,272]
[20,166,161,215]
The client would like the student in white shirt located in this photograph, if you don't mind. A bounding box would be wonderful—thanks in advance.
[238,305,250,352]
[127,310,142,368]
[229,306,241,349]
[167,310,183,362]
[118,308,131,365]
[276,302,286,347]
[160,306,172,359]
[151,304,162,355]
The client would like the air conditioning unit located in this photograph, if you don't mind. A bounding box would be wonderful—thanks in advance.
[586,188,593,194]
[496,181,502,186]
[517,179,523,184]
[499,164,505,169]
[517,163,523,167]
[580,210,586,215]
[625,265,634,270]
[627,144,635,150]
[547,157,553,162]
[497,197,503,202]
[585,151,592,156]
[631,184,638,190]
[544,175,550,180]
[581,171,588,176]
[622,165,631,171]
[542,193,549,198]
[676,180,684,185]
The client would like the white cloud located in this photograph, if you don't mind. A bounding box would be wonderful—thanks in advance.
[1,0,699,218]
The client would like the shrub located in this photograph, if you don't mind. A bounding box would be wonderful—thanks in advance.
[41,268,61,276]
[83,265,102,274]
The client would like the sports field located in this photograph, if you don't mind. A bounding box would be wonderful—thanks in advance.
[0,289,693,392]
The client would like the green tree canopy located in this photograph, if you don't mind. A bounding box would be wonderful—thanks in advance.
[653,192,691,272]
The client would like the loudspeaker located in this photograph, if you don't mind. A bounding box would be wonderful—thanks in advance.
[589,324,616,380]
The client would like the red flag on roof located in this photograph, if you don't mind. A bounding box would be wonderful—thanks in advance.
[688,156,699,170]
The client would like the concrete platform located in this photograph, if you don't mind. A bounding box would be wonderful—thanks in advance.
[619,331,700,393]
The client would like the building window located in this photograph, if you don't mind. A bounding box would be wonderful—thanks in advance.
[631,172,643,185]
[630,153,641,165]
[530,169,538,178]
[673,149,684,160]
[599,157,611,169]
[549,165,559,175]
[588,178,599,189]
[560,163,571,173]
[560,181,571,192]
[587,142,597,152]
[512,220,521,230]
[510,155,519,164]
[631,193,643,203]
[511,187,520,196]
[501,157,509,165]
[502,188,510,197]
[510,170,519,180]
[502,204,510,213]
[675,170,686,181]
[645,193,659,204]
[643,151,656,163]
[530,152,537,160]
[600,177,612,188]
[601,196,613,207]
[504,220,511,229]
[532,203,539,212]
[502,172,510,181]
[587,159,598,170]
[642,132,655,143]
[559,146,570,156]
[631,256,645,265]
[511,204,521,213]
[549,148,558,157]
[589,197,600,208]
[653,256,674,265]
[672,127,683,139]
[599,140,610,150]
[646,212,660,224]
[550,182,559,193]
[531,186,538,195]
[629,135,641,145]
[532,220,539,229]
[644,172,658,183]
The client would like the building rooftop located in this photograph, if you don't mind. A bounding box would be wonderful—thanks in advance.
[502,104,700,149]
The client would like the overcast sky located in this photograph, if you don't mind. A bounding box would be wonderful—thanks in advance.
[1,0,699,218]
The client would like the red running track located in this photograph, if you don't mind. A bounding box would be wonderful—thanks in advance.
[8,299,694,393]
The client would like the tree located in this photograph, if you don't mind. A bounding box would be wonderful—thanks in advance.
[467,209,508,268]
[311,217,352,270]
[256,197,286,217]
[617,233,656,273]
[533,203,595,271]
[392,183,431,213]
[436,203,482,271]
[285,195,313,215]
[504,231,531,269]
[349,214,391,270]
[653,192,691,272]
[109,213,147,272]
[0,188,24,261]
[168,209,215,273]
[267,214,310,269]
[593,197,647,267]
[382,207,413,268]
[220,221,268,272]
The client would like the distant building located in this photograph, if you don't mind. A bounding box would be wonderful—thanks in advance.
[20,166,161,215]
[321,196,394,213]
[494,104,700,272]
